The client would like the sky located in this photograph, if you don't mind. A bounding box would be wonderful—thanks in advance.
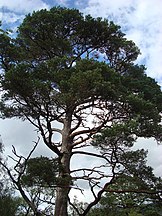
[0,0,162,199]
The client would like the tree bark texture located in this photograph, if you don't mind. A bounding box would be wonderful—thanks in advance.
[54,116,72,216]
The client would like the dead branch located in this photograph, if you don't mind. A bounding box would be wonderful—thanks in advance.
[71,151,111,163]
[0,138,44,216]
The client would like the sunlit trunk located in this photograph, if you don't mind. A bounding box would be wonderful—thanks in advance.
[54,115,72,216]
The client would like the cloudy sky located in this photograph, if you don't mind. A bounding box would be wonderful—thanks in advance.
[0,0,162,187]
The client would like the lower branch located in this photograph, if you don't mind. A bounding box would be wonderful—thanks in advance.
[80,176,117,216]
[0,139,44,215]
[0,160,43,215]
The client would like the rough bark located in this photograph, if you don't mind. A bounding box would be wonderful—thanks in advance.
[54,115,72,216]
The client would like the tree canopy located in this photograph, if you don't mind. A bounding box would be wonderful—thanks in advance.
[0,6,162,216]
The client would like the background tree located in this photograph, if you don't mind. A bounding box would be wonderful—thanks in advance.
[0,138,25,215]
[0,187,24,216]
[21,156,59,215]
[87,149,162,216]
[0,6,162,216]
[0,138,57,215]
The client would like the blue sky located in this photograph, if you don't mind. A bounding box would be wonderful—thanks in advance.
[0,0,162,192]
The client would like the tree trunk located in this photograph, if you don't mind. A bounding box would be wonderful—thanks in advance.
[54,152,71,216]
[54,115,72,216]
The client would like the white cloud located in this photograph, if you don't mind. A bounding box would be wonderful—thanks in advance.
[0,119,55,172]
[0,0,50,34]
[83,0,162,84]
[0,11,24,24]
[133,138,162,177]
[55,0,69,6]
[0,0,49,14]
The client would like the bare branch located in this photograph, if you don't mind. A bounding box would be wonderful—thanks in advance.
[52,127,62,134]
[37,117,62,156]
[70,113,82,133]
[42,123,62,135]
[80,175,117,216]
[0,139,44,215]
[70,115,109,141]
[72,135,91,147]
[68,197,82,216]
[71,151,111,163]
[70,128,97,142]
[68,46,98,69]
[89,181,98,199]
[71,168,105,174]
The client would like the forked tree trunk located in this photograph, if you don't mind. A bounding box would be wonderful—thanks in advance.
[54,116,72,216]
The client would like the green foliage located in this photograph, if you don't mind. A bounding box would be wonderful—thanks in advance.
[0,6,162,215]
[22,156,59,187]
[0,180,24,216]
[0,7,145,116]
[0,7,161,130]
[0,194,22,216]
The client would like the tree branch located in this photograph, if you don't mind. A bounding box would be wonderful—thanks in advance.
[105,189,162,196]
[0,140,43,216]
[80,176,117,216]
[71,151,111,163]
[52,127,62,134]
[37,117,62,156]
